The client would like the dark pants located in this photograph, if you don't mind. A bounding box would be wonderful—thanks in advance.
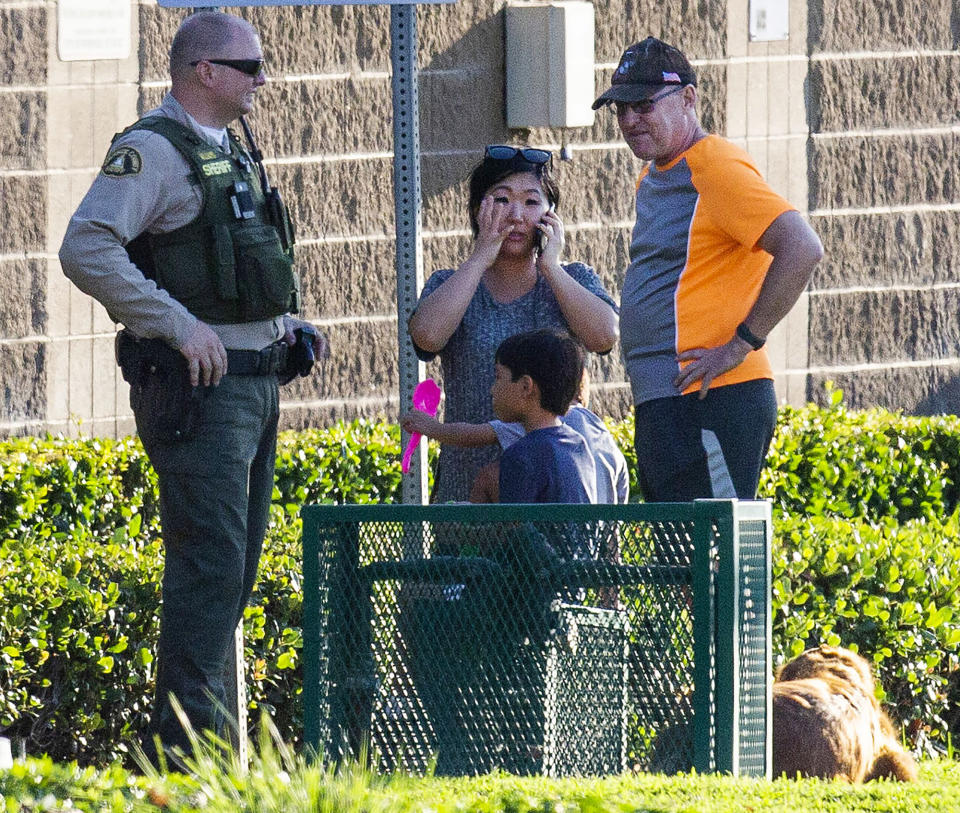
[134,373,279,763]
[633,379,778,502]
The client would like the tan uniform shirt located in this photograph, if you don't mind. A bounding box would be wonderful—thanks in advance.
[59,93,284,351]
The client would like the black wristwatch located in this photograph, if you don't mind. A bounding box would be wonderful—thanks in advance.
[736,321,766,351]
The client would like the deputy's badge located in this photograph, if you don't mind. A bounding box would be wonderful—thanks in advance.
[101,146,142,177]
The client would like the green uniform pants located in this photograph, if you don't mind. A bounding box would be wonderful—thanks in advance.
[134,373,279,763]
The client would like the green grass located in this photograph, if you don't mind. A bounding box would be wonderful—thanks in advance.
[3,747,959,812]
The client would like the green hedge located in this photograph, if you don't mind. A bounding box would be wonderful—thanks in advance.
[1,402,959,766]
[772,513,960,754]
[760,385,960,521]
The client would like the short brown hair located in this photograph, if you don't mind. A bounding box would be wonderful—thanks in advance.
[169,12,254,80]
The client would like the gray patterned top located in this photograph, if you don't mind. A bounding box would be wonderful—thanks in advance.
[412,262,618,503]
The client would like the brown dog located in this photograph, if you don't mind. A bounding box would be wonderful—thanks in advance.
[772,645,918,782]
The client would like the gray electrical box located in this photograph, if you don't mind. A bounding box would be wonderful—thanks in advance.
[505,1,595,129]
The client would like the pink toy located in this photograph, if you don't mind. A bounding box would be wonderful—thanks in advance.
[401,378,442,474]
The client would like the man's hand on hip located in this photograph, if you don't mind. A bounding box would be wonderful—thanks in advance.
[179,321,228,387]
[674,337,752,399]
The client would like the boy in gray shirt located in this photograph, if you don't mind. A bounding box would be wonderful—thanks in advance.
[402,367,628,504]
[491,330,596,504]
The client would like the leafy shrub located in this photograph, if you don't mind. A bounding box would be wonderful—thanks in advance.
[0,527,162,762]
[760,385,960,522]
[606,386,960,521]
[273,419,413,506]
[2,401,960,766]
[0,437,164,763]
[243,510,305,752]
[771,512,960,755]
[0,510,309,767]
[603,415,640,502]
[0,435,159,542]
[0,420,420,765]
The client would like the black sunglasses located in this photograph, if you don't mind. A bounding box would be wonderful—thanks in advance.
[484,145,552,165]
[190,58,265,77]
[609,85,684,115]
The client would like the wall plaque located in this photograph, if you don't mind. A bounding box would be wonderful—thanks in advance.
[749,0,789,41]
[58,0,131,61]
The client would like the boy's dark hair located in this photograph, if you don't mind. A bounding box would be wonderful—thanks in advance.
[467,157,560,238]
[495,329,585,416]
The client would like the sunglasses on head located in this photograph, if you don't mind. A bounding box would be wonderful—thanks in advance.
[190,58,265,77]
[484,145,552,166]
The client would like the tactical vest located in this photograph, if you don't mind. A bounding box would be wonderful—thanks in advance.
[122,116,300,324]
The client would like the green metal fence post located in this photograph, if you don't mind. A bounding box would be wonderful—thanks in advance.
[302,507,323,756]
[704,499,772,778]
[710,500,738,774]
[691,500,717,773]
[730,500,772,778]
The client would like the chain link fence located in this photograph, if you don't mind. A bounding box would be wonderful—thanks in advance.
[303,501,771,777]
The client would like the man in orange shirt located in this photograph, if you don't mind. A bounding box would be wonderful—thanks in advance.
[594,37,823,501]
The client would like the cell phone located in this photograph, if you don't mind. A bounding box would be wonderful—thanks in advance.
[536,204,555,255]
[535,226,548,255]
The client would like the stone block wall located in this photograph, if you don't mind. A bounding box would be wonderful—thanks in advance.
[805,0,960,412]
[0,0,142,437]
[0,0,956,437]
[0,2,48,436]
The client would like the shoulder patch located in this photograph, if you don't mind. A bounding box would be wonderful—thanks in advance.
[101,146,142,177]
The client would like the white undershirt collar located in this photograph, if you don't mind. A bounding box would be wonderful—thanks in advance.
[184,110,229,151]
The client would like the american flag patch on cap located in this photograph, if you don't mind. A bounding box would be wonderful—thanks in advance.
[662,71,681,82]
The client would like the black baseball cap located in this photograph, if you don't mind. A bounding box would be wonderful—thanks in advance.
[592,37,697,110]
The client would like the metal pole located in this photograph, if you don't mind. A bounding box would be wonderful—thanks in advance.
[223,624,248,767]
[391,3,428,506]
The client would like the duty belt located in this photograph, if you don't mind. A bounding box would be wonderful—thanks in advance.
[226,341,288,376]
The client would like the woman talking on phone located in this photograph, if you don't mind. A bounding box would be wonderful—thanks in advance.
[408,145,619,504]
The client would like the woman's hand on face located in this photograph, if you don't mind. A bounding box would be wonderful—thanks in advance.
[535,207,564,272]
[471,195,512,266]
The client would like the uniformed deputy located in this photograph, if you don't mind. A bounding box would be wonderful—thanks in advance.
[59,11,326,767]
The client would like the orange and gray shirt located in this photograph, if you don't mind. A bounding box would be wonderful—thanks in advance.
[620,134,794,405]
